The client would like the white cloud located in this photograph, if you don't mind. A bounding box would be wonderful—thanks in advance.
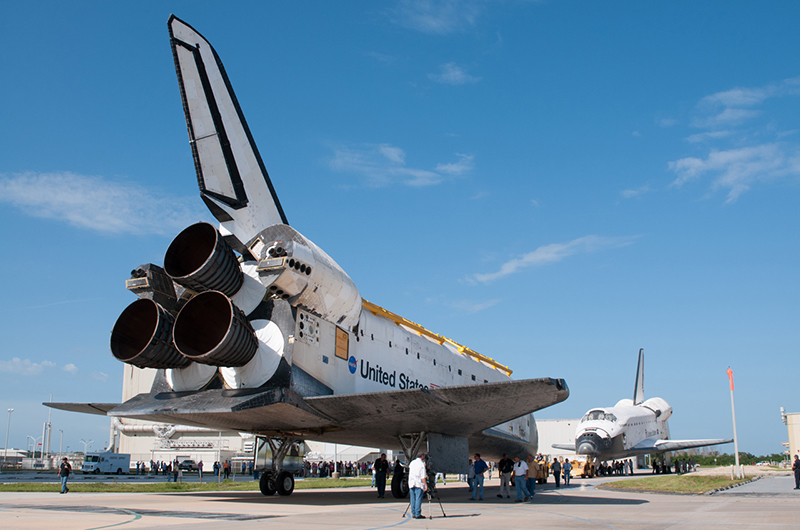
[429,62,481,85]
[329,144,474,186]
[691,108,761,129]
[470,235,639,284]
[448,298,501,313]
[699,77,800,109]
[620,185,651,199]
[668,143,800,203]
[658,118,678,128]
[686,130,734,143]
[390,0,483,34]
[62,364,79,375]
[667,76,800,202]
[0,357,56,376]
[365,51,396,64]
[91,371,109,383]
[0,172,205,235]
[435,154,474,175]
[692,76,800,130]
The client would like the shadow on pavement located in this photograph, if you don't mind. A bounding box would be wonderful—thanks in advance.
[171,484,648,507]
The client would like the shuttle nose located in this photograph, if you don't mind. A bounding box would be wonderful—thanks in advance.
[577,441,598,455]
[576,432,605,455]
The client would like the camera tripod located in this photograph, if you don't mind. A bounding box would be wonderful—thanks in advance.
[402,484,447,519]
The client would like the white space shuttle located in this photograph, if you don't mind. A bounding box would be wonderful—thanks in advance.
[49,15,569,497]
[552,349,731,462]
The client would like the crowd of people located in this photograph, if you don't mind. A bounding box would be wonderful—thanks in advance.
[304,459,368,478]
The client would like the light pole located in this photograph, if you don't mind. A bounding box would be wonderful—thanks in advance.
[80,439,93,455]
[4,409,13,469]
[58,430,64,456]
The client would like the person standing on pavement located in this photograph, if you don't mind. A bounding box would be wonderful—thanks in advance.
[512,456,530,502]
[374,453,389,498]
[497,453,513,499]
[563,458,572,486]
[408,452,428,519]
[551,458,562,487]
[466,458,475,493]
[793,455,800,490]
[57,457,72,494]
[471,453,488,500]
[526,454,539,499]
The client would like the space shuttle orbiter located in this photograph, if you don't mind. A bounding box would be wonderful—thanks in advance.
[552,349,731,462]
[48,15,569,497]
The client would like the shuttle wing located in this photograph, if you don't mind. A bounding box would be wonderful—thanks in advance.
[46,403,120,416]
[47,378,568,450]
[304,377,569,447]
[551,443,577,451]
[629,438,733,454]
[168,15,287,248]
[651,438,733,452]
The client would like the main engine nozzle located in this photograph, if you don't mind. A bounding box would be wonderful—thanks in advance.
[173,291,257,367]
[164,222,243,297]
[110,299,191,369]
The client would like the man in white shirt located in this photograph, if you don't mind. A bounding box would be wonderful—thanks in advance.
[408,453,428,519]
[513,456,530,502]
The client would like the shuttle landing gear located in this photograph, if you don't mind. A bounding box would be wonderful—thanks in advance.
[392,432,427,499]
[276,470,294,495]
[258,436,298,497]
[259,472,276,496]
[391,468,408,498]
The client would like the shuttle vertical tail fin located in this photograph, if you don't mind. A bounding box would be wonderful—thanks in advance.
[168,15,288,251]
[632,348,644,405]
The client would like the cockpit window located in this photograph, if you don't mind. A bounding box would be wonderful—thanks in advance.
[581,410,616,423]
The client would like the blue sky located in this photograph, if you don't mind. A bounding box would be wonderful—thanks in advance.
[1,1,798,457]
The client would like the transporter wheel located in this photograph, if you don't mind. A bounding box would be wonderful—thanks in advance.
[116,468,123,475]
[391,468,408,498]
[93,468,100,475]
[259,472,276,496]
[276,471,294,496]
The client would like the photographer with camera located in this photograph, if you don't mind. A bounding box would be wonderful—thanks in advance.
[408,452,428,519]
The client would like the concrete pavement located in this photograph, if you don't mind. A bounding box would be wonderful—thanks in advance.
[1,477,799,529]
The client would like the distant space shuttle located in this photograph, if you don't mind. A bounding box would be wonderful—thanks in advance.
[552,349,731,462]
[48,15,569,497]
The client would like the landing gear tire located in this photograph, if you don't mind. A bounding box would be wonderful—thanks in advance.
[259,472,276,496]
[276,471,294,496]
[391,468,408,498]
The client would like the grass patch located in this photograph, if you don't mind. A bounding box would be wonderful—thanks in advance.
[602,475,750,494]
[0,477,372,493]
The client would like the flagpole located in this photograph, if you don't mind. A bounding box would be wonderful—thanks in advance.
[727,367,741,479]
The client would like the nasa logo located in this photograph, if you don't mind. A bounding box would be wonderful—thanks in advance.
[348,356,357,374]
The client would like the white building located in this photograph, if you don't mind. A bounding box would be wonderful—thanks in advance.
[782,408,800,460]
[116,365,251,469]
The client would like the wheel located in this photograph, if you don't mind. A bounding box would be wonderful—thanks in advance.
[391,468,408,498]
[259,472,276,496]
[93,468,100,475]
[116,468,122,475]
[276,471,294,496]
